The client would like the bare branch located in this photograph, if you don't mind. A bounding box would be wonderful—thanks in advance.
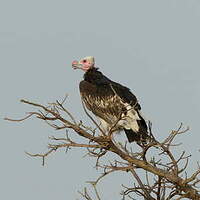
[130,168,155,200]
[4,112,38,122]
[6,98,200,200]
[56,99,77,125]
[25,148,56,166]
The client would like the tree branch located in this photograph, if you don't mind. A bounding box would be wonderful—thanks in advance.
[6,98,200,199]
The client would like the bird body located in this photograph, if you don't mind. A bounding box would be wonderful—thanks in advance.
[72,56,148,143]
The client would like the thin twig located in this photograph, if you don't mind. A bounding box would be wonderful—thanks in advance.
[25,148,56,166]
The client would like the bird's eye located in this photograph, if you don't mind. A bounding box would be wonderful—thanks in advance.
[83,59,87,63]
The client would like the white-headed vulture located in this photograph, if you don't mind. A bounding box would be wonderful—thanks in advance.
[72,56,148,143]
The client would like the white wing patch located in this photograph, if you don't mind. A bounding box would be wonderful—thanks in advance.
[118,103,140,132]
[82,90,143,134]
[96,101,141,133]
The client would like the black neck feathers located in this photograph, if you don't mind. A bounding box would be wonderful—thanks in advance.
[83,67,110,85]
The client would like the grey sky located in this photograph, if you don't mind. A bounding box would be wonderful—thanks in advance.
[1,0,200,199]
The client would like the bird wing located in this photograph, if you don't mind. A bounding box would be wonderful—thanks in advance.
[79,76,140,125]
[109,80,140,109]
[79,80,122,124]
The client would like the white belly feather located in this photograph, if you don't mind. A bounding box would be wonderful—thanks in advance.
[98,102,141,133]
[118,103,140,132]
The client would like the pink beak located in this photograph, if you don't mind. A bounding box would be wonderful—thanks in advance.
[72,60,82,69]
[72,60,78,65]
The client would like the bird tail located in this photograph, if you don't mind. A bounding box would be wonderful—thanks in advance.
[124,128,140,142]
[124,116,149,143]
[124,128,148,143]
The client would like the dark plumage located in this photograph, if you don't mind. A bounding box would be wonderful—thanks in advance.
[72,56,148,143]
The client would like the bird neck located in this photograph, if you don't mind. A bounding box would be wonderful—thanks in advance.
[83,67,102,84]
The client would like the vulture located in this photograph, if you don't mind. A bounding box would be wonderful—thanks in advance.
[72,56,148,143]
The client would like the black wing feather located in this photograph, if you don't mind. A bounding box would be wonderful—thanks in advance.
[84,68,138,107]
[80,68,148,143]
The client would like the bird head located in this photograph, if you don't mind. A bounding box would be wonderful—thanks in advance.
[72,56,95,72]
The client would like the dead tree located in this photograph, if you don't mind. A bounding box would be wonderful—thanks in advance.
[5,96,200,200]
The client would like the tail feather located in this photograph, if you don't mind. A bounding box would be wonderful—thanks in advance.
[124,117,148,143]
[124,128,141,143]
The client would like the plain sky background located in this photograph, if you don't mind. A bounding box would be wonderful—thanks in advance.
[1,0,200,199]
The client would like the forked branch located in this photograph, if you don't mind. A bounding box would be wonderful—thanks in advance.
[5,98,200,199]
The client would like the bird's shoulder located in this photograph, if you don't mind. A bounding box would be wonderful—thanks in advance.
[109,81,139,108]
[81,68,140,109]
[79,80,97,94]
